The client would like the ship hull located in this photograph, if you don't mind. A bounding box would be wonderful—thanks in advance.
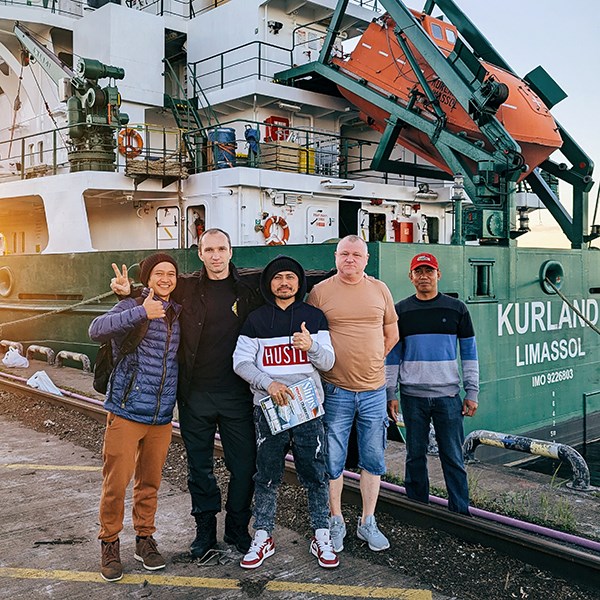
[1,242,599,455]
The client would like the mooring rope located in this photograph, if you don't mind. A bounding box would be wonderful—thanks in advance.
[0,290,116,336]
[545,277,600,335]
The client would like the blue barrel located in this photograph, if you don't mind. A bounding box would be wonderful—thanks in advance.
[208,127,236,169]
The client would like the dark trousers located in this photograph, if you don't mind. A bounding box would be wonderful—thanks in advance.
[253,408,329,534]
[179,388,256,527]
[400,393,470,515]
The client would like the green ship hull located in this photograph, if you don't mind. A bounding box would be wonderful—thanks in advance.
[1,242,598,454]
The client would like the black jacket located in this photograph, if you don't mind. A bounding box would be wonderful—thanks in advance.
[172,263,262,399]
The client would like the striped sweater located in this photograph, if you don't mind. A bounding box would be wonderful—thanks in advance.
[385,293,479,402]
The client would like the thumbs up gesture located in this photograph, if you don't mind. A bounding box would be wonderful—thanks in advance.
[292,321,313,352]
[143,288,166,320]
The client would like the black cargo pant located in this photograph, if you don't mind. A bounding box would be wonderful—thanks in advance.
[178,388,256,529]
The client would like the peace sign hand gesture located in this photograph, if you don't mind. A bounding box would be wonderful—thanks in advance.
[111,263,131,296]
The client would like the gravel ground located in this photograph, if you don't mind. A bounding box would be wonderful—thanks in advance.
[0,389,598,600]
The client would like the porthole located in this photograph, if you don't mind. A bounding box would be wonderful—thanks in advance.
[539,260,564,295]
[0,266,14,297]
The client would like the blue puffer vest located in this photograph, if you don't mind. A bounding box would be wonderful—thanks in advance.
[89,290,182,425]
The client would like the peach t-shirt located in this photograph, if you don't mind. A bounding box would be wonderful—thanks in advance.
[307,273,397,391]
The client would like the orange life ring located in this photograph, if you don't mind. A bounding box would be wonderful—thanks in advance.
[118,128,143,159]
[263,216,290,246]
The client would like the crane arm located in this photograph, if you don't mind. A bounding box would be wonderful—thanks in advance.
[14,22,76,88]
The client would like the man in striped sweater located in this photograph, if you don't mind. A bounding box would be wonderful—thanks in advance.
[386,253,479,515]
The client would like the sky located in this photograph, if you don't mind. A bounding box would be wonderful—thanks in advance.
[406,0,600,248]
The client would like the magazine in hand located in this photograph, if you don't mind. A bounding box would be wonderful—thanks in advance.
[259,377,324,435]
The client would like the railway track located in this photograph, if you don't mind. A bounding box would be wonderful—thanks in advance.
[1,372,599,589]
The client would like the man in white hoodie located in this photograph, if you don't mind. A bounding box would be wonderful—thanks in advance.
[233,255,338,570]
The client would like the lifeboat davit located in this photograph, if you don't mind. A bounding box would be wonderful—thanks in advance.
[332,13,562,179]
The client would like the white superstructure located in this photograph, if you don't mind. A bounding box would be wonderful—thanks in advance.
[0,0,454,255]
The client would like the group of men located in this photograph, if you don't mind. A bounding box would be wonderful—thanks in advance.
[90,228,479,582]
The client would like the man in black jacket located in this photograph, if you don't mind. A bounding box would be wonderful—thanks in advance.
[111,229,261,557]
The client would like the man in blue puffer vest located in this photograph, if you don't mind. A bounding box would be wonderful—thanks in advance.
[89,252,181,582]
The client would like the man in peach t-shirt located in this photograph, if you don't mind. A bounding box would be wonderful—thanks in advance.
[307,235,398,553]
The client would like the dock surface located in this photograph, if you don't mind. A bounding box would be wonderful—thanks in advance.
[0,416,440,599]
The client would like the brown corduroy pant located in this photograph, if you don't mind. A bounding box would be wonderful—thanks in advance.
[98,413,172,542]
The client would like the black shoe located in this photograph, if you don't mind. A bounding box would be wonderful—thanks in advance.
[190,512,217,558]
[223,529,252,553]
[224,514,252,554]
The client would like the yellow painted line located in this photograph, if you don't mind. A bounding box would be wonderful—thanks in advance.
[267,580,431,598]
[0,568,431,598]
[0,463,101,472]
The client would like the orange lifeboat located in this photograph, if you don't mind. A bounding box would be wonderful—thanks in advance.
[332,12,562,179]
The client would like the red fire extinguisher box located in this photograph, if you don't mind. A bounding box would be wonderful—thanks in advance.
[392,220,414,242]
[264,116,290,142]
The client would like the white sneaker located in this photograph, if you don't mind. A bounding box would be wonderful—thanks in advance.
[310,529,339,568]
[240,530,275,569]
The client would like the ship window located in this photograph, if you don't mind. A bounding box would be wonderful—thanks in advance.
[468,258,496,302]
[368,213,387,242]
[38,141,44,163]
[446,29,457,44]
[187,205,206,248]
[430,23,444,40]
[28,143,35,167]
[425,216,439,244]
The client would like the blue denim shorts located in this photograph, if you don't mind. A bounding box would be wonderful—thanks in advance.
[322,382,388,478]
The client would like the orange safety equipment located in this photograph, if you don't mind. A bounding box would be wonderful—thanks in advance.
[263,216,290,245]
[118,128,144,159]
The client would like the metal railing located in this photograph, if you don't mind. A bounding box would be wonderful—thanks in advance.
[190,41,293,93]
[0,122,187,181]
[194,118,421,187]
[0,0,384,20]
[463,429,592,491]
[0,0,88,18]
[0,117,423,187]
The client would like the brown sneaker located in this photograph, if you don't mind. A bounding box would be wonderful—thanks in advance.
[100,539,123,582]
[134,536,166,571]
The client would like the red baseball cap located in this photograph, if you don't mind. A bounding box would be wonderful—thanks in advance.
[410,253,439,271]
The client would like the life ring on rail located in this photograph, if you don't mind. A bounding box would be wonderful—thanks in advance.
[263,216,290,246]
[118,128,144,159]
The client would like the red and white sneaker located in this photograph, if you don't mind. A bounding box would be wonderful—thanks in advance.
[310,528,339,568]
[240,530,275,569]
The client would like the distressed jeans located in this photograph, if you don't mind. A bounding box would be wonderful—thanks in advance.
[252,407,329,533]
[400,393,470,515]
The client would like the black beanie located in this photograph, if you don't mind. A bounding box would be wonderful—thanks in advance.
[139,253,179,286]
[263,255,303,286]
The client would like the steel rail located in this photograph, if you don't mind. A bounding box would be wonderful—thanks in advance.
[0,373,599,589]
